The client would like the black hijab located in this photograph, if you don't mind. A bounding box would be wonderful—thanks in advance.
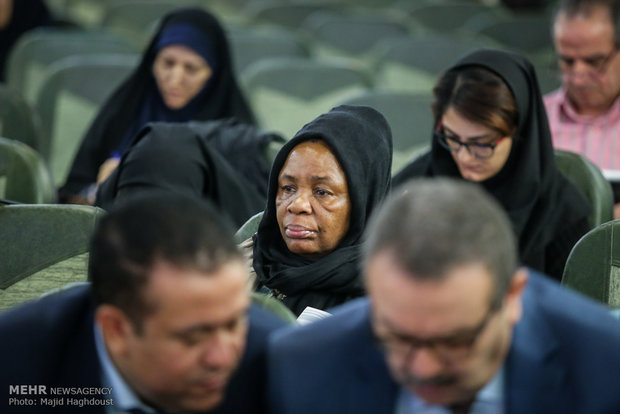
[253,105,393,316]
[95,119,282,227]
[60,7,254,200]
[394,49,590,277]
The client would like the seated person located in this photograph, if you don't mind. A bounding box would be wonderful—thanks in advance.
[268,178,620,414]
[96,119,284,228]
[0,192,286,414]
[59,7,255,205]
[544,0,620,216]
[394,48,591,281]
[247,105,393,316]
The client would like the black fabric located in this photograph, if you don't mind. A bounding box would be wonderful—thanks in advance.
[253,105,393,316]
[95,119,283,228]
[59,8,254,200]
[393,49,591,281]
[0,0,52,81]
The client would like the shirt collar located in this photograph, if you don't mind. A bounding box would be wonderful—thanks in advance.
[396,365,505,414]
[94,323,159,414]
[557,87,620,124]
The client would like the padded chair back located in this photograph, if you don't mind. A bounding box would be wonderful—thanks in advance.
[0,137,55,203]
[245,2,342,31]
[301,12,409,63]
[0,84,42,152]
[0,204,104,310]
[402,2,496,34]
[35,53,139,185]
[241,57,370,138]
[100,0,203,48]
[338,90,433,151]
[6,27,136,105]
[555,149,613,229]
[227,27,309,75]
[562,220,620,308]
[371,35,496,93]
[234,211,264,244]
[251,291,297,324]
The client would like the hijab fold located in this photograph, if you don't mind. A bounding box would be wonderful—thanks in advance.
[253,105,393,315]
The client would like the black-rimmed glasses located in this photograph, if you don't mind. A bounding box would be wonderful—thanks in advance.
[434,126,506,160]
[374,304,498,364]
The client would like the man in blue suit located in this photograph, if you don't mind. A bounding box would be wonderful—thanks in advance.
[268,178,620,414]
[0,192,286,414]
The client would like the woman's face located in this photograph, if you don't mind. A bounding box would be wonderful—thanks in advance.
[153,45,213,110]
[276,140,352,258]
[441,107,513,182]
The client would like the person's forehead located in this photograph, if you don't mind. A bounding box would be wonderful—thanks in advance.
[144,261,250,324]
[368,251,494,334]
[555,7,615,43]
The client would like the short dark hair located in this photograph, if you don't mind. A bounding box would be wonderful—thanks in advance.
[89,192,243,329]
[553,0,620,46]
[432,66,518,139]
[363,178,518,308]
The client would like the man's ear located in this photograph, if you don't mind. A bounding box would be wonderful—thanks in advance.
[95,304,135,358]
[505,267,529,325]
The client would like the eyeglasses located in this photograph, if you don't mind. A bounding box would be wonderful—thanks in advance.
[434,125,507,160]
[555,47,619,78]
[374,304,498,364]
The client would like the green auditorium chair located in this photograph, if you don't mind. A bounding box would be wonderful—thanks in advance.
[6,27,136,105]
[227,27,309,75]
[35,53,139,186]
[338,90,433,152]
[241,57,370,139]
[0,137,55,204]
[244,1,343,32]
[399,1,496,34]
[370,34,498,94]
[0,84,42,152]
[562,220,620,309]
[251,291,297,324]
[0,203,105,311]
[555,149,614,229]
[234,211,264,244]
[300,11,409,66]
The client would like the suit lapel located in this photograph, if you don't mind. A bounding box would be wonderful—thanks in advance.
[504,283,568,414]
[345,303,399,414]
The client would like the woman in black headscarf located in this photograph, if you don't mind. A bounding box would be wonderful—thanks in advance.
[250,105,393,316]
[393,48,591,281]
[96,119,283,228]
[59,7,254,204]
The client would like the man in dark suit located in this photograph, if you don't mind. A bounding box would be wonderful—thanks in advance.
[268,178,620,414]
[0,192,286,414]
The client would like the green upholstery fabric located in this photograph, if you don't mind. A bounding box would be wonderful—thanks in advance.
[0,84,42,151]
[0,254,89,311]
[245,3,340,31]
[555,149,614,229]
[0,137,55,203]
[6,27,136,105]
[234,211,264,244]
[339,90,433,151]
[0,204,104,295]
[251,291,297,324]
[241,57,370,138]
[371,35,497,94]
[35,53,138,185]
[227,27,308,75]
[562,220,620,308]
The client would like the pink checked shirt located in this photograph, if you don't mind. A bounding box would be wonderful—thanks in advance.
[544,88,620,170]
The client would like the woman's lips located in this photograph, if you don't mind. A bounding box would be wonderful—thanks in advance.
[285,225,315,239]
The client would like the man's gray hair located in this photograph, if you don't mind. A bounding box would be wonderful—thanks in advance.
[363,178,518,307]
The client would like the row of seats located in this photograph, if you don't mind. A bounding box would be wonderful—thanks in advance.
[0,198,618,313]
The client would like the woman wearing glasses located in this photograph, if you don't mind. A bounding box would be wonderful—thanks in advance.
[393,48,591,281]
